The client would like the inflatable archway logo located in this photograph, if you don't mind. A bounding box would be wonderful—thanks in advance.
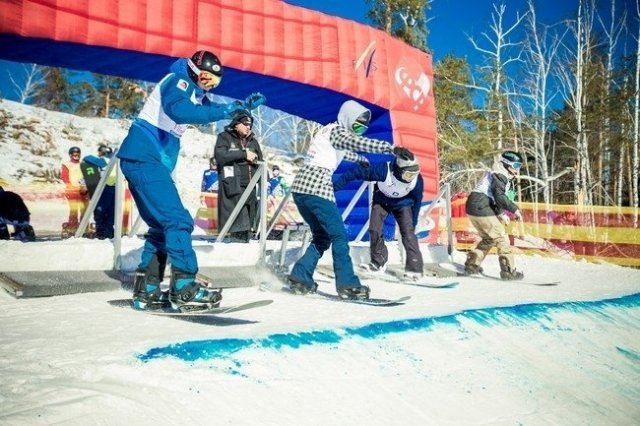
[394,59,432,112]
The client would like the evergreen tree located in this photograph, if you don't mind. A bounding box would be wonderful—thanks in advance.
[32,67,73,112]
[365,0,430,51]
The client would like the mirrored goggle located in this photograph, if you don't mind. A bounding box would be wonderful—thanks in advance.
[401,170,420,181]
[509,161,522,170]
[198,71,222,89]
[352,122,368,135]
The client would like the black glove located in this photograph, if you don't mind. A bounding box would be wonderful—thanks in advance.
[393,147,413,160]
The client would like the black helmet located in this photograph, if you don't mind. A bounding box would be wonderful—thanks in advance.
[98,145,113,156]
[187,50,223,84]
[500,150,523,170]
[68,146,81,155]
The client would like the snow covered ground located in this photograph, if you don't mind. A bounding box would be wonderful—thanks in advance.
[0,237,639,425]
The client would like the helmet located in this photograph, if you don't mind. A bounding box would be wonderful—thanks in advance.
[68,146,81,156]
[393,148,420,183]
[98,145,113,156]
[500,151,523,170]
[187,50,223,87]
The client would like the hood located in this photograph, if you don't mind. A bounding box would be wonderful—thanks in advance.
[337,100,370,129]
[492,158,513,179]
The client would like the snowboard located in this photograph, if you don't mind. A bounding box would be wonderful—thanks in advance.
[315,291,410,306]
[359,265,459,289]
[442,263,560,286]
[108,298,273,315]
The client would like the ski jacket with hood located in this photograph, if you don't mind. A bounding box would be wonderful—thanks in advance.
[290,100,393,202]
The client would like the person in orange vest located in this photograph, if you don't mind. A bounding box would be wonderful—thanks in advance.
[60,146,88,233]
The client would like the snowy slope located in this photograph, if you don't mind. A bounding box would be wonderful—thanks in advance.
[0,239,639,425]
[1,100,639,425]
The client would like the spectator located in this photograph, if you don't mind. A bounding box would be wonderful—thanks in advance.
[82,144,116,239]
[215,110,263,243]
[61,146,88,233]
[0,185,35,241]
[201,157,219,193]
[268,164,288,197]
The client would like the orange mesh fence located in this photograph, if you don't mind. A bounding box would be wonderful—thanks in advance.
[451,194,640,268]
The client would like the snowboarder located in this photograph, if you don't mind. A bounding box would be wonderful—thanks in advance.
[268,165,287,197]
[214,110,263,243]
[116,49,266,310]
[286,99,398,300]
[333,147,424,281]
[464,150,524,280]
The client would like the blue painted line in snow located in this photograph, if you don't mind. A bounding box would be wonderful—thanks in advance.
[138,293,640,363]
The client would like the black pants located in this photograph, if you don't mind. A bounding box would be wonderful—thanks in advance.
[369,203,423,273]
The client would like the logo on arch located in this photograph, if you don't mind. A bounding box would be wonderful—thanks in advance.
[394,60,431,112]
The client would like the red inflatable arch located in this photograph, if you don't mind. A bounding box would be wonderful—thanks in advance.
[0,0,439,239]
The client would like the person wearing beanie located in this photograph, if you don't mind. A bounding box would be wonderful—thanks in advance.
[214,110,263,243]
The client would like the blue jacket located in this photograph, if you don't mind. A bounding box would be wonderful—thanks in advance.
[333,161,424,226]
[117,58,228,171]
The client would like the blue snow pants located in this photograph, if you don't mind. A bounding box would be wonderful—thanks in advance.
[119,159,197,274]
[290,193,361,290]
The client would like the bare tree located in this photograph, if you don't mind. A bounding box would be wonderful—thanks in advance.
[556,0,598,207]
[633,0,640,208]
[595,1,626,203]
[518,0,567,204]
[7,63,49,104]
[468,2,527,150]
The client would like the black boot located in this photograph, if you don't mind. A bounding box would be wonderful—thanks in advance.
[337,285,370,300]
[498,255,524,281]
[132,253,169,310]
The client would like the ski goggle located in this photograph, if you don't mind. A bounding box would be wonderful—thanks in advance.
[401,169,420,181]
[198,71,222,89]
[507,161,522,170]
[352,122,368,135]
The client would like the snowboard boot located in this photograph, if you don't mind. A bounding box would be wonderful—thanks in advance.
[402,271,423,282]
[13,224,36,242]
[359,262,386,274]
[337,285,370,300]
[0,224,10,240]
[464,251,483,275]
[498,255,524,281]
[287,276,318,295]
[169,269,222,312]
[132,253,170,310]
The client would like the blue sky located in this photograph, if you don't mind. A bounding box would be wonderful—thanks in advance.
[0,1,633,101]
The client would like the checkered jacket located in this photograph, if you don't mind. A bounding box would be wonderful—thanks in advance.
[290,125,393,202]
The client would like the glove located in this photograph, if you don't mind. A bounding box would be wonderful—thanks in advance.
[244,92,266,110]
[357,156,370,168]
[514,210,523,221]
[224,101,245,118]
[393,147,412,160]
[498,213,510,225]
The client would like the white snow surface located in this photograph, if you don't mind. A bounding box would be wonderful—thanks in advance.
[0,238,639,425]
[0,100,639,425]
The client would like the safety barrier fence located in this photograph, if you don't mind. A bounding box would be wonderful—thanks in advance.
[451,194,640,268]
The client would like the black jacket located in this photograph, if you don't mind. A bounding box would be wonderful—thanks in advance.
[214,129,263,233]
